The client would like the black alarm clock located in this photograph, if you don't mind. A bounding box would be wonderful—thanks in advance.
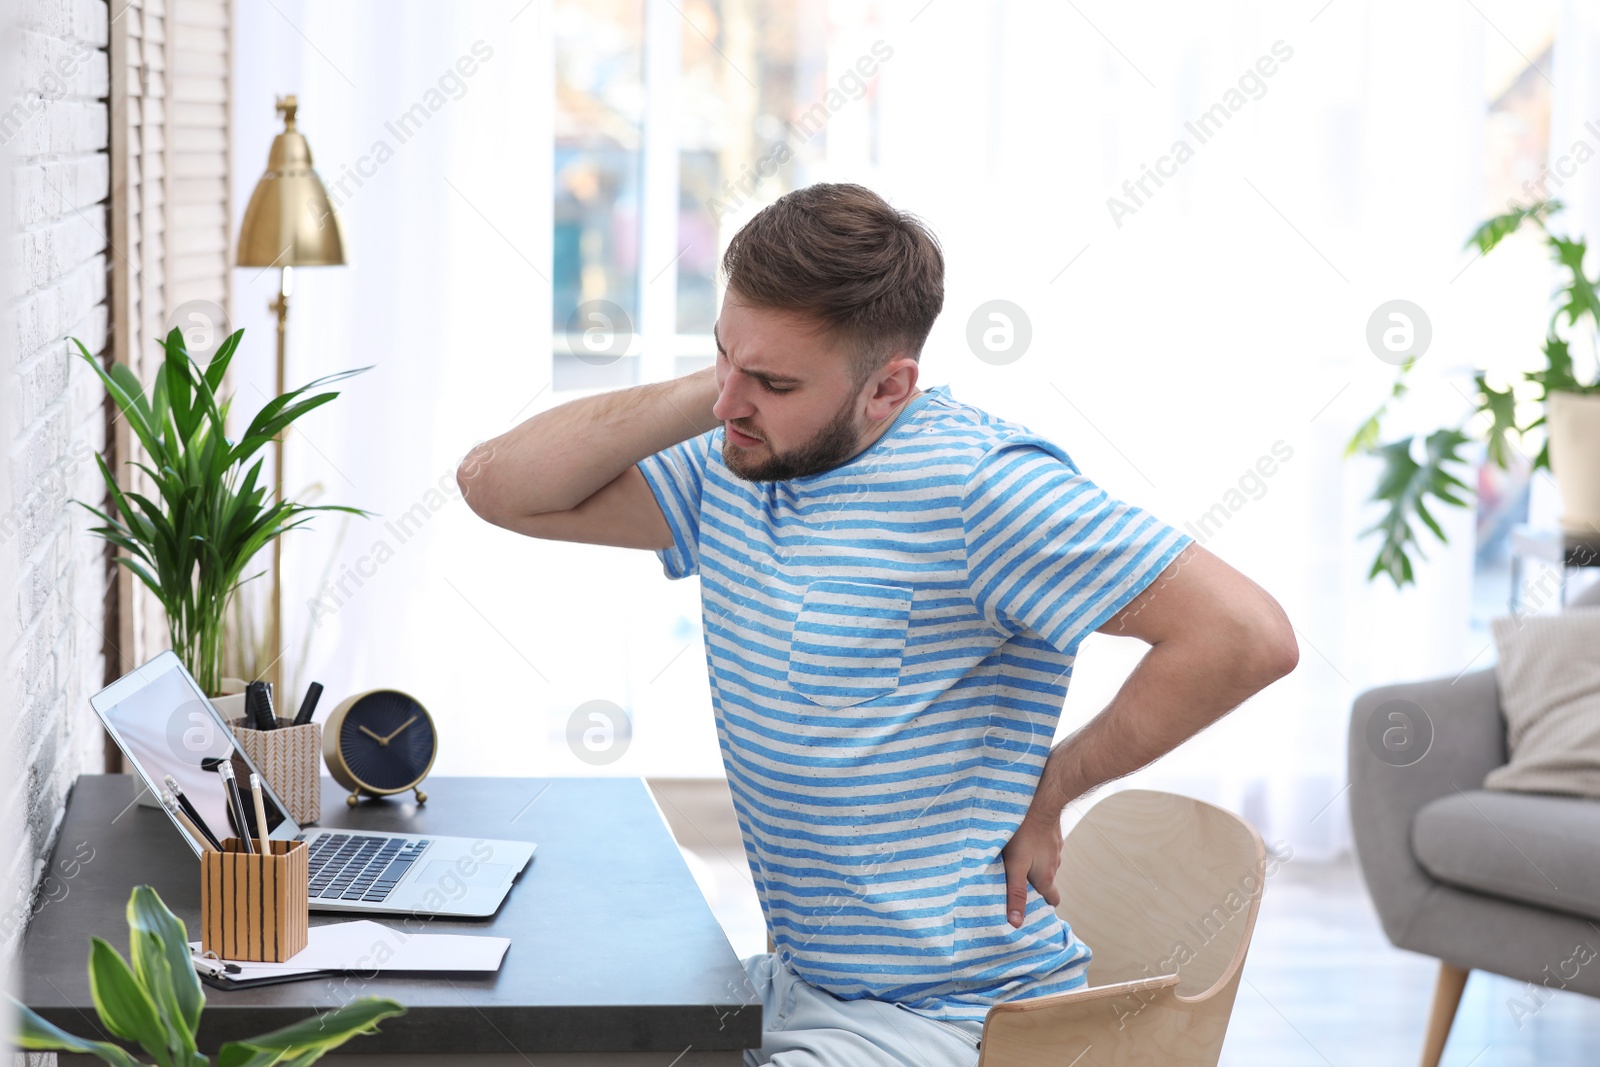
[322,689,438,807]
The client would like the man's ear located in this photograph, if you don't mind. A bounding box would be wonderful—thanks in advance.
[865,355,919,414]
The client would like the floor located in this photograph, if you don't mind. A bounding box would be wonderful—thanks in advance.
[647,779,1600,1067]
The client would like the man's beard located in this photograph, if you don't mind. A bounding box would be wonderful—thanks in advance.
[722,395,865,482]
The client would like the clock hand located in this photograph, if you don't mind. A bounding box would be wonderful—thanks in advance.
[379,715,419,744]
[358,724,387,745]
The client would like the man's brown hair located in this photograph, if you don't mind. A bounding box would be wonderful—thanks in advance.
[720,182,945,389]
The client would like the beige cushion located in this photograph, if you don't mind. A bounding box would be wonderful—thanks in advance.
[1485,608,1600,797]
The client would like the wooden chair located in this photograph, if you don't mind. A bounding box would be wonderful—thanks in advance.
[764,789,1267,1066]
[975,789,1266,1065]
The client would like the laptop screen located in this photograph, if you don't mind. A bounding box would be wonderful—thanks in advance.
[95,653,295,853]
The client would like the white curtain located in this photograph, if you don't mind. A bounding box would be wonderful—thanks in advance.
[231,0,1588,861]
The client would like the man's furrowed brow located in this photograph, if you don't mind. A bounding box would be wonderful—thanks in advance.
[713,322,802,384]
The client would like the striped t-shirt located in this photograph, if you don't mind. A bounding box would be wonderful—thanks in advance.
[636,382,1193,1023]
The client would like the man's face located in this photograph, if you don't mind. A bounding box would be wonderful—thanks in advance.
[711,293,917,482]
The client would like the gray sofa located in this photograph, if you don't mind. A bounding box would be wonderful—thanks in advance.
[1349,580,1600,1067]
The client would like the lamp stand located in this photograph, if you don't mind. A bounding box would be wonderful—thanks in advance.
[268,265,293,701]
[237,93,344,707]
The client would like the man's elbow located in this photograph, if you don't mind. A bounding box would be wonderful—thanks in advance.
[1243,599,1298,685]
[456,444,502,524]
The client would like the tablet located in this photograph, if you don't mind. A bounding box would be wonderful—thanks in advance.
[89,650,297,854]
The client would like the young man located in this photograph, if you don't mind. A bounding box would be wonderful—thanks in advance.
[460,182,1297,1066]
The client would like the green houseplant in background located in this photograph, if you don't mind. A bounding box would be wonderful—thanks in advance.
[10,884,403,1065]
[73,327,372,696]
[1348,198,1600,587]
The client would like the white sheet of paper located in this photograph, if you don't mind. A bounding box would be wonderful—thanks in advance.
[189,919,510,979]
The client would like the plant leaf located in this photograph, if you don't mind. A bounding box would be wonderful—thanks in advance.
[161,327,203,444]
[214,998,407,1067]
[230,366,373,465]
[87,936,172,1065]
[127,885,203,1047]
[1474,372,1520,470]
[76,341,163,464]
[76,324,373,689]
[8,994,146,1067]
[1464,198,1561,256]
[1547,234,1600,334]
[230,392,347,468]
[1526,334,1584,398]
[203,328,244,394]
[1357,429,1475,588]
[1344,365,1414,459]
[113,556,168,600]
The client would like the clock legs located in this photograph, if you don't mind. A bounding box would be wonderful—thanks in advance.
[344,786,427,806]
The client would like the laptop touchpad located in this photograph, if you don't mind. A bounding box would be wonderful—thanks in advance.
[413,859,513,890]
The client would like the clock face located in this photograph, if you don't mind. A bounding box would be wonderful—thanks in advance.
[339,691,436,792]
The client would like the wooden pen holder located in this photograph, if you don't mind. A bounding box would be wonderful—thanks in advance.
[201,838,309,962]
[230,716,322,825]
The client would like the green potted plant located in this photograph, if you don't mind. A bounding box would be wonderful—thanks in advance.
[10,884,404,1065]
[1348,198,1600,586]
[73,327,372,697]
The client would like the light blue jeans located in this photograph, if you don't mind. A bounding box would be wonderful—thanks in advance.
[740,952,985,1067]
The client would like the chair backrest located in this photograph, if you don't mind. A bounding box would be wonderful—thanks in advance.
[1053,789,1266,998]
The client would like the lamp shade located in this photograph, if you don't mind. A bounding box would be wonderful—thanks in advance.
[238,95,345,268]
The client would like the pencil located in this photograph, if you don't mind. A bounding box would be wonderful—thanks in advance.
[162,790,218,853]
[250,772,270,855]
[164,774,223,850]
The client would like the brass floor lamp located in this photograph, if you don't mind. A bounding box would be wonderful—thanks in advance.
[237,95,345,700]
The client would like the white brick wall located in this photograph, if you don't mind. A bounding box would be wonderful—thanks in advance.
[2,0,111,974]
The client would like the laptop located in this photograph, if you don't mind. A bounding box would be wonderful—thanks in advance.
[90,650,536,918]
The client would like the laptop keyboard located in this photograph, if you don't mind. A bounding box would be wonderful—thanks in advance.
[294,833,431,902]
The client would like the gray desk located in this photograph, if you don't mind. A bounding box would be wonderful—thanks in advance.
[21,775,761,1064]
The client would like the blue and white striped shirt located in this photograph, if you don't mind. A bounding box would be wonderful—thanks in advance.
[637,382,1193,1023]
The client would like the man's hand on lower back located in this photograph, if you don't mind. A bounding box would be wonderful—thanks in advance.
[1000,810,1064,928]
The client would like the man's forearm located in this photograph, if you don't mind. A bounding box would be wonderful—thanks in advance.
[1024,632,1287,823]
[460,367,722,519]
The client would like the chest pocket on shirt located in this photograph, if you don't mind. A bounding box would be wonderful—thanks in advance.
[786,580,912,709]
